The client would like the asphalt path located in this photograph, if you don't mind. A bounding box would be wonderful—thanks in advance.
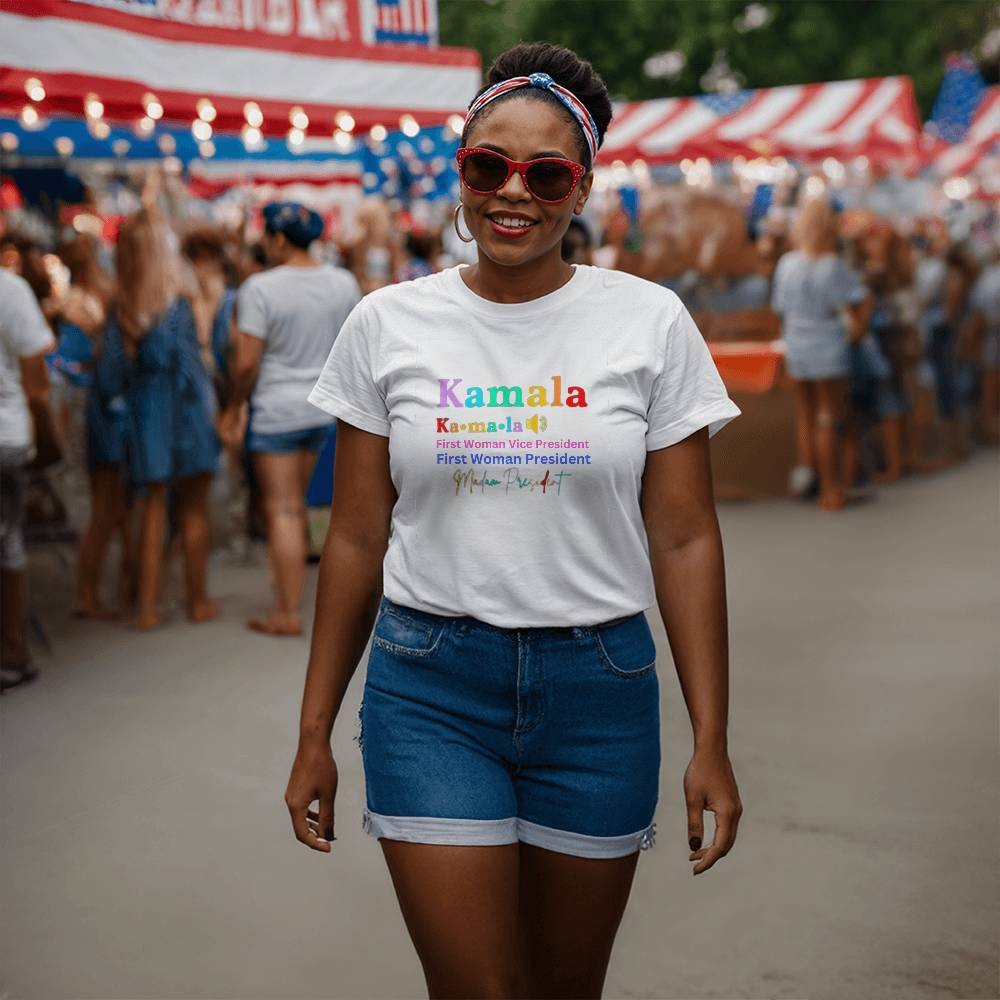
[2,450,997,1000]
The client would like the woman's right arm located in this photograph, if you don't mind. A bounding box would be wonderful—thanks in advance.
[285,420,396,853]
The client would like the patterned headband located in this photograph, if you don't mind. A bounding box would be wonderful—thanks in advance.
[463,71,600,165]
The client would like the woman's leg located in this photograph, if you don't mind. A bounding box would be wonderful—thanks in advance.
[175,472,217,622]
[249,451,309,634]
[814,378,849,510]
[792,379,816,469]
[378,841,524,999]
[518,842,641,999]
[74,466,126,618]
[134,483,168,629]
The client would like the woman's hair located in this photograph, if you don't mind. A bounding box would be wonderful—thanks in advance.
[461,42,613,170]
[791,197,838,256]
[115,209,175,339]
[58,234,111,303]
[181,224,228,264]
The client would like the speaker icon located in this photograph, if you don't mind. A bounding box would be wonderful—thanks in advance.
[526,413,548,433]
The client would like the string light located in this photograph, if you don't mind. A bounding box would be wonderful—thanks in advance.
[88,120,111,140]
[289,106,309,130]
[1,132,20,152]
[112,139,131,157]
[192,119,213,141]
[54,137,74,157]
[135,116,156,137]
[19,105,40,129]
[84,93,104,119]
[369,123,387,142]
[399,114,419,137]
[287,127,305,147]
[244,102,263,128]
[143,93,163,120]
[196,98,217,123]
[447,114,464,135]
[242,125,263,150]
[198,140,216,158]
[335,110,355,133]
[24,77,45,102]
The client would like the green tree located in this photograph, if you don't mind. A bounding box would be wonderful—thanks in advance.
[439,0,997,116]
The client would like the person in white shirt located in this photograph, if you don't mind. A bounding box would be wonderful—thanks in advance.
[0,268,56,691]
[284,42,744,998]
[221,202,361,636]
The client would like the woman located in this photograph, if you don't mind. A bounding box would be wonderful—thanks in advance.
[285,43,744,999]
[771,196,869,510]
[97,208,220,628]
[220,202,361,636]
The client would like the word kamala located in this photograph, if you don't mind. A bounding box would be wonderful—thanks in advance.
[438,376,588,408]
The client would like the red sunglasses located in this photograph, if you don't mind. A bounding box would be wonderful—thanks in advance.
[456,147,587,204]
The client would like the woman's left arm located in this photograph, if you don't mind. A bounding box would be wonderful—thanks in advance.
[640,428,743,875]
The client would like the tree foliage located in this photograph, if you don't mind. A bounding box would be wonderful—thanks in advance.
[439,0,997,116]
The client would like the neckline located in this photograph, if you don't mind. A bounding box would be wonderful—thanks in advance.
[448,263,590,319]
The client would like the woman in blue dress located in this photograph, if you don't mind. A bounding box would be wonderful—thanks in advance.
[99,208,221,629]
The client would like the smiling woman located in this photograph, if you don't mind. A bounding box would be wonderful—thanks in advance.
[290,39,744,1000]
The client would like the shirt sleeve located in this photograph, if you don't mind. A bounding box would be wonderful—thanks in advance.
[1,274,55,358]
[307,296,390,437]
[235,276,268,340]
[645,301,742,452]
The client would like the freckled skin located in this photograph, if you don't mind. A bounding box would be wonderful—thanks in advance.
[460,95,595,304]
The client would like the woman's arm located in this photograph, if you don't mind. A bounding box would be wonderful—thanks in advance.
[640,428,743,875]
[285,420,396,853]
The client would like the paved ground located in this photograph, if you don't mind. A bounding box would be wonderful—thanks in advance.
[2,451,997,1000]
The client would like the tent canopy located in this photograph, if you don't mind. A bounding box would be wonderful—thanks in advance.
[0,0,480,136]
[598,77,920,166]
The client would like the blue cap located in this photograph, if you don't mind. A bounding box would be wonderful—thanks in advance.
[262,201,324,248]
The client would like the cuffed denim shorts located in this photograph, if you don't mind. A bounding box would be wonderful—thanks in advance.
[356,595,661,859]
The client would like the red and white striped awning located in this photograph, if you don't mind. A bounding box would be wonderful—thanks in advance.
[923,86,1000,176]
[597,76,921,166]
[0,0,480,137]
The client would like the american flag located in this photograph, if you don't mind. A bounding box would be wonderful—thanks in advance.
[924,53,1000,177]
[598,76,920,166]
[368,0,437,46]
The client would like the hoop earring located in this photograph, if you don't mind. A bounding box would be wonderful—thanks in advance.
[453,203,475,244]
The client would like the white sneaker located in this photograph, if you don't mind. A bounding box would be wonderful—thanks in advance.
[788,464,816,497]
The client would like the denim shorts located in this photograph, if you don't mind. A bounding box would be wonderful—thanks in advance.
[245,423,331,455]
[356,595,661,859]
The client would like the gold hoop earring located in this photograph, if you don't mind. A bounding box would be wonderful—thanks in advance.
[453,203,474,244]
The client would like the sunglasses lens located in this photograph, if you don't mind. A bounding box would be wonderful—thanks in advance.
[461,152,509,192]
[525,161,576,201]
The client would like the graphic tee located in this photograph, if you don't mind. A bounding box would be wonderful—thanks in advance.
[308,263,741,628]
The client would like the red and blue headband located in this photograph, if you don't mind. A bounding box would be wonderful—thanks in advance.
[463,72,600,166]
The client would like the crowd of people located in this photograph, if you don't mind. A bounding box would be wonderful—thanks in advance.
[0,170,997,691]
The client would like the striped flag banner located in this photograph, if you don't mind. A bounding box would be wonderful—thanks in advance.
[598,76,921,166]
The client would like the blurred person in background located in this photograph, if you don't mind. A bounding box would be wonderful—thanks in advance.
[221,201,361,637]
[181,225,236,408]
[964,241,1000,444]
[771,196,870,510]
[394,226,439,283]
[97,207,220,629]
[46,235,135,618]
[913,219,969,463]
[560,216,593,264]
[346,198,403,294]
[0,266,56,691]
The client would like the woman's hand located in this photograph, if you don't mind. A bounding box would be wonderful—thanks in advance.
[285,739,339,853]
[217,403,246,449]
[684,744,743,875]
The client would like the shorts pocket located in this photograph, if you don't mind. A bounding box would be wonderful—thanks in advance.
[372,605,446,658]
[594,613,657,678]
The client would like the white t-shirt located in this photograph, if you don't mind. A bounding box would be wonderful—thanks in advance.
[0,270,56,450]
[308,263,741,627]
[237,264,362,434]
